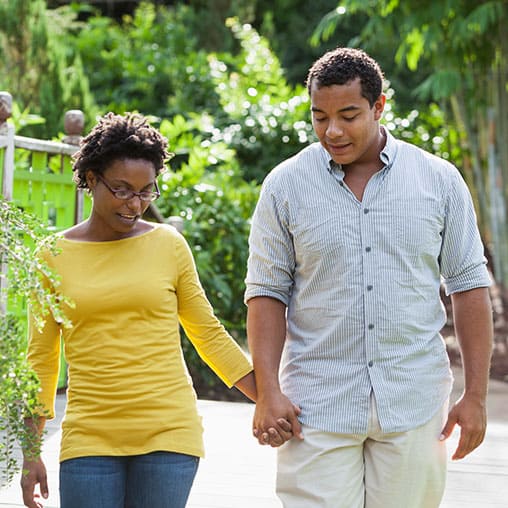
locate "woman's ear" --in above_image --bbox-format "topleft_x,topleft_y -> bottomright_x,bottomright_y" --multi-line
86,170 -> 97,191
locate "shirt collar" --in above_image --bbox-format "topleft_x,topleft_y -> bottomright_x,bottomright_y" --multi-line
380,125 -> 397,166
325,125 -> 398,175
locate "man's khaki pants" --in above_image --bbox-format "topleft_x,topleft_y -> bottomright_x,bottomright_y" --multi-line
277,396 -> 448,508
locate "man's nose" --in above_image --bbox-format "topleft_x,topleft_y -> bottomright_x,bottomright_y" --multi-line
326,119 -> 343,138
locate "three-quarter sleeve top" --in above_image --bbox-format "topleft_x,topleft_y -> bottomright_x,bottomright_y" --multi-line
28,223 -> 252,462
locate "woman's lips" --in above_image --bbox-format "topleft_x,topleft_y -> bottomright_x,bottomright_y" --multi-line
117,213 -> 139,223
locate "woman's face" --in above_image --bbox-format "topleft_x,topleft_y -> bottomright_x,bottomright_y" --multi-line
86,158 -> 157,241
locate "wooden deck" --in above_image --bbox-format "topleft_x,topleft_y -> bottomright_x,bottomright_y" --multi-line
1,366 -> 507,507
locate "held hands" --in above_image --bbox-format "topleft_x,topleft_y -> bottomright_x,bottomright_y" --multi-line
440,393 -> 487,460
252,391 -> 303,447
20,457 -> 48,508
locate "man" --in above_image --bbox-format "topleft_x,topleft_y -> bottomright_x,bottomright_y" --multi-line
244,47 -> 493,508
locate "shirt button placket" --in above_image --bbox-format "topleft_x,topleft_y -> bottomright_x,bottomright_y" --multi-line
361,204 -> 376,371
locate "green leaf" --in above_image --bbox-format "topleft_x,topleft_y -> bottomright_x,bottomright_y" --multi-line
414,70 -> 461,101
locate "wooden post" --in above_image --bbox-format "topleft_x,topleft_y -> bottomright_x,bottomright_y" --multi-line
63,109 -> 85,146
0,91 -> 15,201
63,109 -> 85,224
0,92 -> 15,314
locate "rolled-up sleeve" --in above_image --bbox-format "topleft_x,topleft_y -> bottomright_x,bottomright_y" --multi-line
244,175 -> 295,306
440,169 -> 492,294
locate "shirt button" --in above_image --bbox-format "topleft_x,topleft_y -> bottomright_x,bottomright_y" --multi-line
368,324 -> 374,330
363,208 -> 370,214
339,182 -> 344,187
365,246 -> 371,252
367,285 -> 373,291
368,361 -> 374,367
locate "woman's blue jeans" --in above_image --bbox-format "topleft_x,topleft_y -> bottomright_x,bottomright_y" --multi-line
59,451 -> 199,508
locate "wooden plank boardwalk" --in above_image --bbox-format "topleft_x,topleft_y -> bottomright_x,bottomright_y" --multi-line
1,366 -> 507,508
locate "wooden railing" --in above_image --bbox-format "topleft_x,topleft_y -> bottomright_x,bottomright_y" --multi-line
0,91 -> 89,226
0,91 -> 88,389
0,91 -> 181,230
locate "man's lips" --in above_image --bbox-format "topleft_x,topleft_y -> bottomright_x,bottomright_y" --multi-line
328,141 -> 351,150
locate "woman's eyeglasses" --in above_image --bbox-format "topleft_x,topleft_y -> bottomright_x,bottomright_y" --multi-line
97,175 -> 160,202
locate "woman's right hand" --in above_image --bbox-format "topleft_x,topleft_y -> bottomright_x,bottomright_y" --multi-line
20,457 -> 48,508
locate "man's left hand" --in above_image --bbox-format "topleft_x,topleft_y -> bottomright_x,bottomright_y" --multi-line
440,394 -> 487,460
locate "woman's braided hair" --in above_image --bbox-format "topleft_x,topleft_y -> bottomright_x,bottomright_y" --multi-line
72,112 -> 172,190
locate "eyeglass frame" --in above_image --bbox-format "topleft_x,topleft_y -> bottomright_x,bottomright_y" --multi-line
96,174 -> 160,202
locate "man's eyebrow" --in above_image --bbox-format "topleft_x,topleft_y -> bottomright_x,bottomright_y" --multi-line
311,105 -> 361,113
339,105 -> 361,113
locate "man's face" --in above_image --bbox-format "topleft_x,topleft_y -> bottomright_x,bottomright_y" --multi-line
310,78 -> 385,167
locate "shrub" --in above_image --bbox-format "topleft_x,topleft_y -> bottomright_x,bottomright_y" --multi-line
0,200 -> 70,485
156,114 -> 259,391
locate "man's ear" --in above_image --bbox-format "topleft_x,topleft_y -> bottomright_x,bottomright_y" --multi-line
373,94 -> 386,120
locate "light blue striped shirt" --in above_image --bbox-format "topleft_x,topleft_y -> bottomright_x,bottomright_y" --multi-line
245,128 -> 491,434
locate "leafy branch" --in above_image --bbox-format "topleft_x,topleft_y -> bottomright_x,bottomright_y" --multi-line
0,198 -> 71,485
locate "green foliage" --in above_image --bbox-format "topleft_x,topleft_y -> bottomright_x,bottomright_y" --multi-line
3,0 -> 320,396
310,0 -> 505,104
209,18 -> 314,182
73,2 -> 220,119
6,103 -> 46,134
0,0 -> 98,137
155,114 -> 259,388
73,6 -> 314,183
0,0 -> 48,89
251,0 -> 340,85
383,99 -> 461,163
0,316 -> 43,486
0,199 -> 70,485
309,1 -> 434,116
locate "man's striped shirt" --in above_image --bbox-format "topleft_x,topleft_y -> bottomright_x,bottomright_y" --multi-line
245,128 -> 491,434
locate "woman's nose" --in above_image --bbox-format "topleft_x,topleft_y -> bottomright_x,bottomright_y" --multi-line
126,195 -> 144,212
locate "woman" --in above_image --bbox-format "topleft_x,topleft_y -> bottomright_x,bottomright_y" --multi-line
21,113 -> 283,508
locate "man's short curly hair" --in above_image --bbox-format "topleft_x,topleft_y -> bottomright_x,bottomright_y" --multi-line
72,112 -> 172,189
305,47 -> 384,107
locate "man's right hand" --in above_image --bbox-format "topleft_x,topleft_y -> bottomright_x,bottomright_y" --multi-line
253,391 -> 304,447
20,457 -> 48,508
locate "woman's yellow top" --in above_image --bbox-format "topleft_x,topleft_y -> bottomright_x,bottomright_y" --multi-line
27,223 -> 253,462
